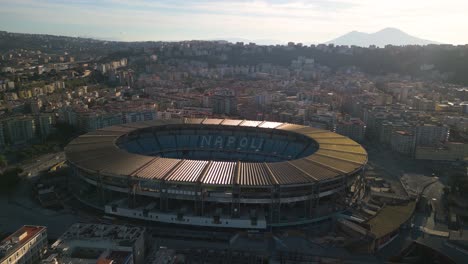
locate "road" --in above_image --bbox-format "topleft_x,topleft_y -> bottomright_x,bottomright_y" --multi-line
363,143 -> 468,262
0,179 -> 81,239
20,151 -> 65,177
423,180 -> 447,231
0,151 -> 85,239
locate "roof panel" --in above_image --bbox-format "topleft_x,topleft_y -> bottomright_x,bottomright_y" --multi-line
134,158 -> 182,180
319,144 -> 367,155
240,120 -> 262,127
220,119 -> 243,126
301,130 -> 332,137
314,138 -> 359,145
157,119 -> 185,125
165,160 -> 209,183
68,136 -> 116,146
289,159 -> 338,181
267,162 -> 315,185
202,119 -> 224,125
316,149 -> 367,164
258,121 -> 283,129
275,123 -> 304,131
290,126 -> 325,134
119,123 -> 155,129
73,150 -> 125,172
101,153 -> 155,176
309,132 -> 346,139
136,120 -> 165,127
85,130 -> 126,136
202,161 -> 235,185
306,155 -> 362,174
98,125 -> 137,133
66,148 -> 115,165
237,162 -> 272,186
184,118 -> 204,124
65,142 -> 116,155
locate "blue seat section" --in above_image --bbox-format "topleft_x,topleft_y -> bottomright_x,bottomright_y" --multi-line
124,141 -> 143,153
138,135 -> 159,153
158,135 -> 177,149
262,139 -> 275,153
176,135 -> 190,148
245,153 -> 264,162
284,142 -> 304,158
189,135 -> 200,147
185,150 -> 196,159
300,144 -> 317,156
222,137 -> 237,150
214,151 -> 234,161
192,150 -> 211,160
161,151 -> 179,158
271,140 -> 288,155
228,152 -> 244,161
120,129 -> 315,161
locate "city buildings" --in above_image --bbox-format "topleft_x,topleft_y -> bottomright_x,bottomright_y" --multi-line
48,223 -> 145,264
391,130 -> 416,156
1,116 -> 36,145
1,31 -> 468,263
209,89 -> 238,115
0,226 -> 47,264
36,114 -> 55,140
0,114 -> 55,145
415,124 -> 449,146
57,102 -> 158,132
335,117 -> 366,142
415,142 -> 468,161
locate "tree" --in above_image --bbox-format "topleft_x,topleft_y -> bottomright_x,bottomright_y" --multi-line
0,167 -> 23,193
0,155 -> 7,169
448,172 -> 468,198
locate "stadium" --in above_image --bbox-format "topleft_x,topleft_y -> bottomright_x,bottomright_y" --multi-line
65,118 -> 367,229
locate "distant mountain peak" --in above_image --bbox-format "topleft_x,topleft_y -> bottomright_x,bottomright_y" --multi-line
326,28 -> 439,47
378,27 -> 403,32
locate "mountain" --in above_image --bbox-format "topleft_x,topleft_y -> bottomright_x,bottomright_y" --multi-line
326,28 -> 439,47
211,37 -> 285,46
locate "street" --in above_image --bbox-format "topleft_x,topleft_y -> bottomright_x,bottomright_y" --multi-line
21,151 -> 65,178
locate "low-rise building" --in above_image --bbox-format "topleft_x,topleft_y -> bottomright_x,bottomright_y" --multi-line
415,142 -> 468,161
0,123 -> 5,149
77,112 -> 123,132
415,124 -> 449,147
36,113 -> 55,139
391,130 -> 416,156
335,118 -> 366,142
1,116 -> 37,144
210,89 -> 237,115
49,223 -> 146,264
122,109 -> 157,124
0,225 -> 47,264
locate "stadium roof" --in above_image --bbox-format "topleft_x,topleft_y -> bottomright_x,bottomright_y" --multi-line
65,119 -> 367,187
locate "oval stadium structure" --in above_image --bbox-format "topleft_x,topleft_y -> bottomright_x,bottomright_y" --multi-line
65,119 -> 367,229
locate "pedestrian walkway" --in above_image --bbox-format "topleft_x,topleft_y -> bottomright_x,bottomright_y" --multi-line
419,226 -> 449,237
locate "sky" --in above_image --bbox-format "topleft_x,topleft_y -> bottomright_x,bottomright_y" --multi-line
0,0 -> 467,44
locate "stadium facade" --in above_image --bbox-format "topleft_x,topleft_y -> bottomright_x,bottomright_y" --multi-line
65,119 -> 367,229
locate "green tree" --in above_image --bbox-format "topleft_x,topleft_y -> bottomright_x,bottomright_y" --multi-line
0,155 -> 7,169
0,167 -> 23,193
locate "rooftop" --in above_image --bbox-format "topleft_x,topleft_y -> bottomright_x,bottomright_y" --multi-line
65,119 -> 368,186
52,223 -> 145,250
366,201 -> 416,238
394,130 -> 413,136
0,225 -> 46,261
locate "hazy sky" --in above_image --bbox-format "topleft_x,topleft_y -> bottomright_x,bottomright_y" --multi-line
0,0 -> 467,44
